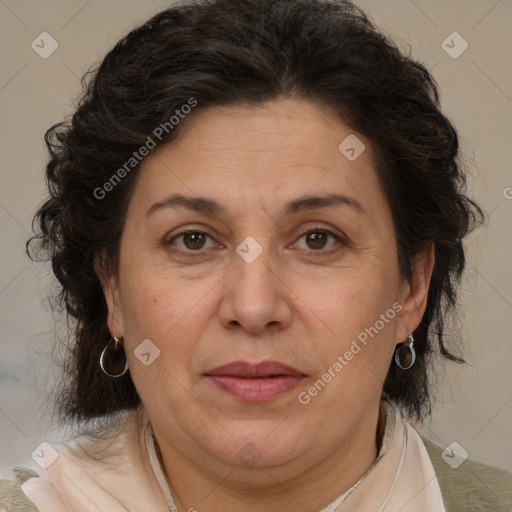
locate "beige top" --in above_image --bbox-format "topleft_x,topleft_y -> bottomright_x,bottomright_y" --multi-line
1,400 -> 511,511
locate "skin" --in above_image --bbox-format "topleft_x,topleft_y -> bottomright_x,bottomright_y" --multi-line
100,97 -> 434,512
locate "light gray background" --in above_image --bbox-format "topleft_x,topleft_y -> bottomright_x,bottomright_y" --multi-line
1,0 -> 511,476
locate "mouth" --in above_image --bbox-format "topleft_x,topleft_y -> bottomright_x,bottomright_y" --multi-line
204,360 -> 306,402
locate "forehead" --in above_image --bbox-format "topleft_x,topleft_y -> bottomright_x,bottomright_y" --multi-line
129,98 -> 389,226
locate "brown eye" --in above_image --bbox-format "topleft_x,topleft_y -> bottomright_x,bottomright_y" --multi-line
169,231 -> 215,253
295,228 -> 343,253
305,231 -> 329,250
182,232 -> 207,250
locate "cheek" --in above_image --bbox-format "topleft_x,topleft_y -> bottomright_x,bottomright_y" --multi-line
322,260 -> 399,331
117,273 -> 201,415
311,263 -> 400,386
117,262 -> 214,377
118,253 -> 195,338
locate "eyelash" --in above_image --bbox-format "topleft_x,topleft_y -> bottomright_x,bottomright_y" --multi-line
167,227 -> 345,257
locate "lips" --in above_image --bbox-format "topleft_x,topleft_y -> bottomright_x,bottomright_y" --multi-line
205,360 -> 305,378
204,360 -> 306,402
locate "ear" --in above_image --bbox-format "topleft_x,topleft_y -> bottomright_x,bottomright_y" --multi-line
396,243 -> 435,343
94,254 -> 125,338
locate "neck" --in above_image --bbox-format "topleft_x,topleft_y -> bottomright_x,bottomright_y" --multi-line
153,401 -> 385,512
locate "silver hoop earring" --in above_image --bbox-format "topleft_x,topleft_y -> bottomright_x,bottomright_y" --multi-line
394,333 -> 416,370
100,336 -> 129,377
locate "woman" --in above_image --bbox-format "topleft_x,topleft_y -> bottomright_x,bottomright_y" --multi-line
1,0 -> 510,510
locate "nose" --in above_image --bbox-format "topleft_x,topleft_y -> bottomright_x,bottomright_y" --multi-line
217,241 -> 293,335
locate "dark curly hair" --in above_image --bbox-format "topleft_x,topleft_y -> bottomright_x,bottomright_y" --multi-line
27,0 -> 484,424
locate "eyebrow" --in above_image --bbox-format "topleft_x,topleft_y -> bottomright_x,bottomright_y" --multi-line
146,192 -> 366,217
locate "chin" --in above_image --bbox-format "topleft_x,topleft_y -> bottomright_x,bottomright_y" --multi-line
210,427 -> 309,471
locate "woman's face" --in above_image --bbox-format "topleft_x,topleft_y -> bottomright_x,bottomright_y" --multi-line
104,97 -> 432,483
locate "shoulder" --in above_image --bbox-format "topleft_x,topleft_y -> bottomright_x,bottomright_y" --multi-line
422,436 -> 512,512
0,409 -> 146,512
0,408 -> 168,512
0,467 -> 40,512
